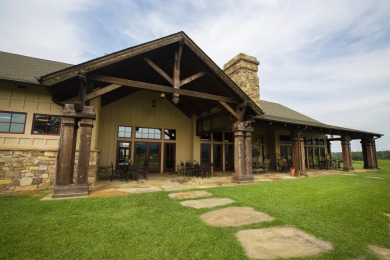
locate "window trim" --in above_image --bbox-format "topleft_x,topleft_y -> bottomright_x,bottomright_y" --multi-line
31,113 -> 62,135
117,125 -> 132,138
135,127 -> 162,140
0,111 -> 27,134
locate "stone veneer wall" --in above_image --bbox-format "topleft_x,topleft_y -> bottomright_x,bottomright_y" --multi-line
0,149 -> 99,194
223,53 -> 261,108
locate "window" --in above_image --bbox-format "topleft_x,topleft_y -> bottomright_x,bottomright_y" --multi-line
32,114 -> 61,135
164,129 -> 176,140
135,127 -> 161,139
118,126 -> 132,138
0,111 -> 26,133
201,133 -> 211,142
224,132 -> 234,142
213,132 -> 223,142
280,135 -> 292,144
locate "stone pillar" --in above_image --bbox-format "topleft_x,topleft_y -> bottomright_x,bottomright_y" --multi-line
341,136 -> 354,171
77,118 -> 94,185
223,53 -> 261,108
361,137 -> 377,169
56,116 -> 78,185
291,131 -> 305,175
232,121 -> 254,183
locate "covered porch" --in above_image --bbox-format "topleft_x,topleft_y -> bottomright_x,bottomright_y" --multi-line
39,32 -> 262,198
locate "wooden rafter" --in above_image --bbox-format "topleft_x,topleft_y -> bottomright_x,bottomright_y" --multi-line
85,84 -> 122,101
144,56 -> 206,88
88,74 -> 237,103
219,101 -> 239,120
143,57 -> 174,85
180,71 -> 206,87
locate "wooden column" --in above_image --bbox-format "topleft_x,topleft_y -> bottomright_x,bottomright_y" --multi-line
361,137 -> 377,169
232,121 -> 254,183
244,130 -> 253,176
77,118 -> 94,184
53,104 -> 96,198
341,136 -> 354,171
291,131 -> 305,175
56,116 -> 78,185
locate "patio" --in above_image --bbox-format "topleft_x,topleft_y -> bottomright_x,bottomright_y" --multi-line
89,168 -> 368,197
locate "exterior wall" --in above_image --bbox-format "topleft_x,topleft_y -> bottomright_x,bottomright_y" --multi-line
98,90 -> 192,171
0,84 -> 65,193
0,83 -> 62,149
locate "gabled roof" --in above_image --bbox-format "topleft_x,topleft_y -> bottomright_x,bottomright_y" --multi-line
0,51 -> 71,86
38,31 -> 263,117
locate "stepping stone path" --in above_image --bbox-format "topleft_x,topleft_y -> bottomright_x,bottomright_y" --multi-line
201,206 -> 274,227
365,176 -> 385,179
169,190 -> 334,259
236,226 -> 333,259
368,245 -> 390,260
180,198 -> 235,209
168,190 -> 212,200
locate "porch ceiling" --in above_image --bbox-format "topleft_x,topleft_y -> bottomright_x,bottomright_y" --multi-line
40,32 -> 261,118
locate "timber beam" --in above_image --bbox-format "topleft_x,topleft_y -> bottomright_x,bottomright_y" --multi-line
88,74 -> 237,103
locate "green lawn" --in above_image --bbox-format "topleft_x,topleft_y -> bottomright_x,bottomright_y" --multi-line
1,161 -> 389,259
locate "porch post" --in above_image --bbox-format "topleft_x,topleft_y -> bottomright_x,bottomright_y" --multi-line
77,116 -> 94,186
291,131 -> 305,175
361,137 -> 377,169
53,104 -> 96,198
56,115 -> 78,185
341,135 -> 354,171
232,121 -> 254,183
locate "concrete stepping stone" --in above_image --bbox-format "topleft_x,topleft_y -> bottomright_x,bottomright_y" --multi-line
180,198 -> 235,209
236,226 -> 333,259
365,176 -> 384,179
201,206 -> 274,227
168,190 -> 213,200
368,245 -> 390,260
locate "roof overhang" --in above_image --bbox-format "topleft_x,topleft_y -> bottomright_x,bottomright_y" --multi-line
251,114 -> 383,139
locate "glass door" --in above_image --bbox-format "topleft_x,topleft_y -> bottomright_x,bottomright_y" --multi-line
116,141 -> 131,169
213,144 -> 223,171
225,144 -> 234,171
201,144 -> 211,167
164,143 -> 175,173
135,142 -> 161,173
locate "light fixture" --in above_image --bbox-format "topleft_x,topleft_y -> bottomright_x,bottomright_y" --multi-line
160,93 -> 165,99
152,100 -> 156,107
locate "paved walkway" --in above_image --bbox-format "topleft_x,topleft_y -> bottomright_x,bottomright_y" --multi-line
90,168 -> 369,197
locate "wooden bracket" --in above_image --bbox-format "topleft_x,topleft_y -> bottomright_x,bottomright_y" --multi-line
219,101 -> 239,120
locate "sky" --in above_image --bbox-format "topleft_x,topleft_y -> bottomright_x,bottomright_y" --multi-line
0,0 -> 389,152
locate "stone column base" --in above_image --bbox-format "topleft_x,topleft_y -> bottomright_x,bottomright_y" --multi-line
232,175 -> 254,183
53,184 -> 89,198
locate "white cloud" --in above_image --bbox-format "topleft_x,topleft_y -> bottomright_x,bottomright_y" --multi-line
0,0 -> 389,151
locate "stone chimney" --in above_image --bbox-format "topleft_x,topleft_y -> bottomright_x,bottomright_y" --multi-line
223,53 -> 260,108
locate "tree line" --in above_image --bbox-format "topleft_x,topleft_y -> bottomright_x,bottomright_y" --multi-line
331,150 -> 390,160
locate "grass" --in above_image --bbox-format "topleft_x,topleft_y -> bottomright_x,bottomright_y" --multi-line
1,160 -> 390,259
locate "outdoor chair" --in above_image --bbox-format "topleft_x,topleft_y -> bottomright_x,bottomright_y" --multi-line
260,158 -> 270,173
126,161 -> 138,182
110,161 -> 124,182
136,160 -> 149,180
200,162 -> 212,179
185,161 -> 194,177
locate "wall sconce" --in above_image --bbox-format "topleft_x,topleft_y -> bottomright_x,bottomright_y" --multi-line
152,100 -> 156,108
160,93 -> 165,99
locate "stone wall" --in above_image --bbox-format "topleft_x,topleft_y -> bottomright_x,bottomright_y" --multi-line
0,149 -> 99,194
